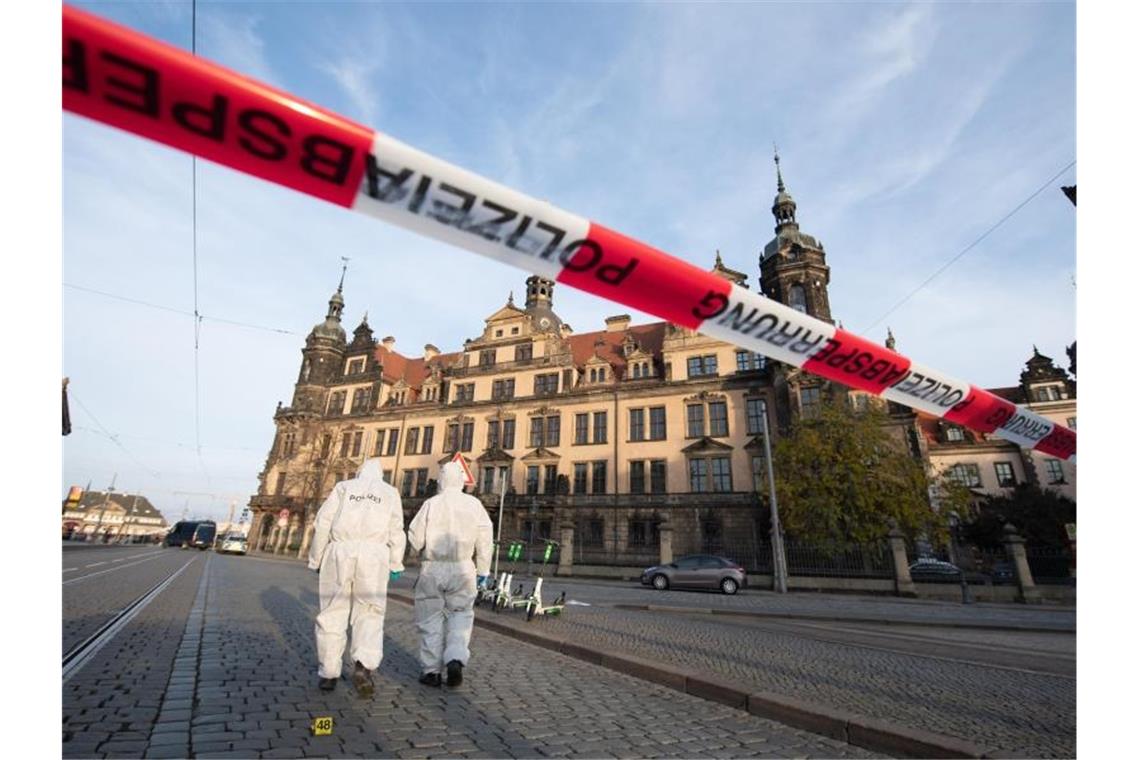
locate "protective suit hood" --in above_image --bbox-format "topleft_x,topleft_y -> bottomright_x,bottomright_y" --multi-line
357,457 -> 386,483
438,461 -> 466,491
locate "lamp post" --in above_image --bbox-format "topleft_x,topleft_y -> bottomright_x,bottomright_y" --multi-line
491,466 -> 508,578
760,404 -> 788,593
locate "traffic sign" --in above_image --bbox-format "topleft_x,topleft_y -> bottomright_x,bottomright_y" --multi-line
451,452 -> 476,488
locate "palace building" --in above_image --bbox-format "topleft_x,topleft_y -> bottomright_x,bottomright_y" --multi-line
246,158 -> 1075,566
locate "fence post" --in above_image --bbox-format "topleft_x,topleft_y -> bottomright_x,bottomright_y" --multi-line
1002,523 -> 1042,604
557,522 -> 575,577
888,528 -> 917,598
659,522 -> 674,566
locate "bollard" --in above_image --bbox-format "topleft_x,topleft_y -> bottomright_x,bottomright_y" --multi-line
959,572 -> 973,604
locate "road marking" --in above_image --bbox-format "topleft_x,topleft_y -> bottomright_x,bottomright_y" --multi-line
110,557 -> 128,563
63,556 -> 198,683
64,551 -> 167,585
63,568 -> 77,573
85,562 -> 107,568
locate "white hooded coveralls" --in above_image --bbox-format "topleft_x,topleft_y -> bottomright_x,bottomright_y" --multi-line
308,458 -> 406,679
407,461 -> 493,674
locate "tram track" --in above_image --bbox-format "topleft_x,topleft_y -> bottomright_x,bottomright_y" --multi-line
62,555 -> 198,684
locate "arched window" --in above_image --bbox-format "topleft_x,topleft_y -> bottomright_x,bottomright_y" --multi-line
589,368 -> 597,382
633,364 -> 641,379
789,284 -> 807,313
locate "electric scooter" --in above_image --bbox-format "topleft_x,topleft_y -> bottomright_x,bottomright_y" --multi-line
522,539 -> 567,621
492,541 -> 525,612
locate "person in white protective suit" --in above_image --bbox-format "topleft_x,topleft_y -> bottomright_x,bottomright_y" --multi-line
407,461 -> 493,687
307,457 -> 407,696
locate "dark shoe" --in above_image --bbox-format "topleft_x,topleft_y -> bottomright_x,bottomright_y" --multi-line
352,661 -> 374,698
446,659 -> 464,687
318,677 -> 337,692
419,671 -> 442,687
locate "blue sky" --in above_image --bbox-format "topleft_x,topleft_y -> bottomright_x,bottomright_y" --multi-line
63,0 -> 1076,523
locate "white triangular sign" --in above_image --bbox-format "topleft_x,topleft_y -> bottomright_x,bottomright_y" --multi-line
450,452 -> 476,487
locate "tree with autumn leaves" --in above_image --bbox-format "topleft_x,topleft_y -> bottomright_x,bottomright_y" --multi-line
771,393 -> 951,548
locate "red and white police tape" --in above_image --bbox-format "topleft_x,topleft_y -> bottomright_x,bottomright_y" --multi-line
61,5 -> 1075,462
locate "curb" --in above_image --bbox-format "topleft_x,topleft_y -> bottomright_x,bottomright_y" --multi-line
613,604 -> 1075,634
388,592 -> 998,758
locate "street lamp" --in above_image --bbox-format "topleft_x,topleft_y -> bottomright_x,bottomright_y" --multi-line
760,403 -> 788,593
491,466 -> 508,578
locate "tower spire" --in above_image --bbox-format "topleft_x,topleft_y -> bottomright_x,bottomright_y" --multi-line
338,256 -> 349,293
774,144 -> 785,192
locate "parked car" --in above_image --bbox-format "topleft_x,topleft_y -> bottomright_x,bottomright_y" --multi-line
988,560 -> 1014,585
641,555 -> 747,595
908,557 -> 963,582
217,533 -> 248,555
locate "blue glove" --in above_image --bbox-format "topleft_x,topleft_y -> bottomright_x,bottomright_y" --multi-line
389,570 -> 403,582
477,575 -> 489,588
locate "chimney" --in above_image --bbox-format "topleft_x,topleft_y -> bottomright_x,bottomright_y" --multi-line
382,336 -> 396,351
424,343 -> 439,361
560,323 -> 574,337
605,314 -> 631,333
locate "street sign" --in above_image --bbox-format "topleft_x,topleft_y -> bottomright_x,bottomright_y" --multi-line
277,509 -> 289,528
451,452 -> 476,488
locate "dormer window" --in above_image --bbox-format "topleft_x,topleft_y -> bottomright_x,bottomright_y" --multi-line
345,357 -> 365,375
479,349 -> 496,367
1032,385 -> 1062,402
945,426 -> 965,442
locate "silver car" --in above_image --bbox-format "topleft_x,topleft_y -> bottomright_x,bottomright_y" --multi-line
641,555 -> 747,595
218,534 -> 248,555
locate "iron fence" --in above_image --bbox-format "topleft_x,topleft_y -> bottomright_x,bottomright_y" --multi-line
1026,545 -> 1074,585
784,539 -> 894,578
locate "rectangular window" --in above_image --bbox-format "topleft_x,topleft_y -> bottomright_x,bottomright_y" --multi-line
545,415 -> 561,447
515,343 -> 533,361
708,402 -> 728,437
629,408 -> 645,441
534,372 -> 559,396
346,357 -> 365,375
445,423 -> 459,453
275,471 -> 287,495
630,460 -> 645,494
421,426 -> 433,454
711,456 -> 732,492
593,411 -> 607,443
461,422 -> 474,452
482,466 -> 496,494
543,465 -> 558,494
628,520 -> 659,548
321,434 -> 332,459
575,413 -> 589,445
502,419 -> 516,449
351,430 -> 363,457
689,458 -> 708,492
479,349 -> 496,367
487,420 -> 500,450
581,518 -> 604,547
592,461 -> 607,494
687,404 -> 705,438
687,356 -> 702,377
650,460 -> 666,494
752,455 -> 767,492
573,463 -> 588,494
948,463 -> 981,488
994,461 -> 1016,487
492,378 -> 515,400
404,428 -> 419,455
800,387 -> 821,419
340,432 -> 352,458
401,470 -> 416,497
351,387 -> 371,413
454,383 -> 475,403
385,429 -> 399,456
746,398 -> 767,435
649,407 -> 666,440
945,426 -> 965,442
1045,459 -> 1066,484
414,468 -> 429,497
327,391 -> 346,416
526,465 -> 539,495
530,417 -> 544,448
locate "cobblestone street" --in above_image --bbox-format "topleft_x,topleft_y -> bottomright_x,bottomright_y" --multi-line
63,551 -> 880,758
